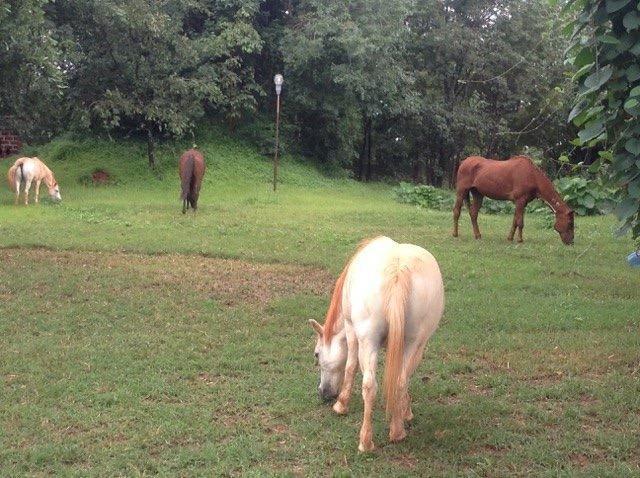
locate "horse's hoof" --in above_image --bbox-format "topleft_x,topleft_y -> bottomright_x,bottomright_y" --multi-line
333,400 -> 348,415
452,232 -> 458,238
389,429 -> 407,443
474,235 -> 481,240
358,441 -> 375,453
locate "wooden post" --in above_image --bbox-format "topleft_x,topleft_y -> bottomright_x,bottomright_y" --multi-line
273,93 -> 281,192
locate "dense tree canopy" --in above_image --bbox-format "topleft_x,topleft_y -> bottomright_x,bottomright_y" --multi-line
47,0 -> 263,166
0,0 -> 68,138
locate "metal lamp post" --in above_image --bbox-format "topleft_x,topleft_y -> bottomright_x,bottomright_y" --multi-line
273,74 -> 283,191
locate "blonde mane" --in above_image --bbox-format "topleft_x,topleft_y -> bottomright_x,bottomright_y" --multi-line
322,237 -> 377,344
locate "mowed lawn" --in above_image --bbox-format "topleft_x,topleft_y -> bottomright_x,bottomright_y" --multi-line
1,134 -> 639,476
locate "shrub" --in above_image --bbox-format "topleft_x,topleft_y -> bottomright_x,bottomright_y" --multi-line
554,176 -> 617,216
393,182 -> 453,210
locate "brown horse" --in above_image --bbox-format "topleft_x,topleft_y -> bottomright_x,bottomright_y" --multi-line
178,149 -> 205,214
452,156 -> 574,245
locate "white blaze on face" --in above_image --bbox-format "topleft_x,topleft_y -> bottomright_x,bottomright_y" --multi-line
50,184 -> 62,201
315,331 -> 347,399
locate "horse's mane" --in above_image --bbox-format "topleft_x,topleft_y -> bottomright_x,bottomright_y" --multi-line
323,237 -> 377,344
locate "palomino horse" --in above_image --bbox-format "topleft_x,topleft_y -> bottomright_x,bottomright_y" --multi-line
178,149 -> 206,214
309,236 -> 444,452
7,157 -> 62,205
452,155 -> 574,244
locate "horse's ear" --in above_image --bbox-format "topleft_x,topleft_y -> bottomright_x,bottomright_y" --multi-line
308,319 -> 323,336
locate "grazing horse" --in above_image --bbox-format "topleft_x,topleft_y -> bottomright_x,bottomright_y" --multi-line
452,155 -> 574,245
309,236 -> 444,452
178,149 -> 205,214
7,157 -> 61,205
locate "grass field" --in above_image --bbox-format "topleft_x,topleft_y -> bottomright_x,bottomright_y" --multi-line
1,131 -> 639,476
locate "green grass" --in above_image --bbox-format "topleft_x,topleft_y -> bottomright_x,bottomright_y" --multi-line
1,131 -> 639,476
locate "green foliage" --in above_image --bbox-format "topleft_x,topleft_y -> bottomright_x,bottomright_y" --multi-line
0,0 -> 68,139
566,0 -> 640,238
51,0 -> 263,161
393,182 -> 453,210
554,176 -> 618,216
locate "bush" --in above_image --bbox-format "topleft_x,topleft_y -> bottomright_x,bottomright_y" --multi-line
554,176 -> 617,216
393,182 -> 453,210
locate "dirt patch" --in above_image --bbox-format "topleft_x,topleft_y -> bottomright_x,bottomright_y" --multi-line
0,247 -> 334,308
92,169 -> 112,184
389,453 -> 418,470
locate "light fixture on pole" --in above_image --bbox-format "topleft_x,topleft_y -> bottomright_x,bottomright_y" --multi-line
273,74 -> 283,191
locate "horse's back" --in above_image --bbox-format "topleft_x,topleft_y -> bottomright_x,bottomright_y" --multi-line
346,237 -> 443,339
179,149 -> 205,176
16,157 -> 48,179
457,155 -> 538,199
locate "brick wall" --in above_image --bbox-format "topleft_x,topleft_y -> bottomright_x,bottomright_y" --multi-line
0,130 -> 22,158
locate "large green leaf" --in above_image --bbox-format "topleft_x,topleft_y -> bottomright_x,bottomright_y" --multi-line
615,197 -> 639,221
568,100 -> 588,123
631,40 -> 640,56
572,62 -> 596,81
625,137 -> 640,154
631,85 -> 640,97
623,11 -> 640,30
628,177 -> 640,199
627,64 -> 640,82
625,97 -> 640,115
578,119 -> 605,143
573,47 -> 595,68
597,34 -> 620,44
582,65 -> 613,93
606,0 -> 631,13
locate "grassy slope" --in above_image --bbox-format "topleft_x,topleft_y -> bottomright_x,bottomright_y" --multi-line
0,130 -> 639,476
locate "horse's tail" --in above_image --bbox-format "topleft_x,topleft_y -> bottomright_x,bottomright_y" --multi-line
463,189 -> 471,208
180,154 -> 195,202
7,159 -> 24,192
382,259 -> 411,419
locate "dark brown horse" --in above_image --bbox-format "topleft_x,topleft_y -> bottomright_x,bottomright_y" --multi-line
178,149 -> 206,214
452,156 -> 574,245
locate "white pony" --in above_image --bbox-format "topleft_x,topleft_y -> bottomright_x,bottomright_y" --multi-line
309,236 -> 444,452
7,157 -> 61,205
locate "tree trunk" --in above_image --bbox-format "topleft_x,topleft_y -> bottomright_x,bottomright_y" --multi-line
365,117 -> 372,182
356,113 -> 368,181
147,127 -> 157,169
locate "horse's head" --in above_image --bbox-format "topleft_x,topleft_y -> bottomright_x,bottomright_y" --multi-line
48,181 -> 62,202
554,209 -> 574,245
309,319 -> 347,402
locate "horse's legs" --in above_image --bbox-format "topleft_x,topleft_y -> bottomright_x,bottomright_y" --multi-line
508,212 -> 517,241
358,339 -> 379,452
35,180 -> 41,204
14,177 -> 20,205
469,190 -> 483,239
182,199 -> 187,214
333,321 -> 359,415
515,199 -> 527,242
508,199 -> 527,242
24,179 -> 33,205
402,341 -> 427,422
452,189 -> 467,237
388,341 -> 426,442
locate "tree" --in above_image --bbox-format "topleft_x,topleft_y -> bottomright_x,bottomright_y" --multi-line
0,0 -> 67,139
281,0 -> 415,180
52,0 -> 263,167
566,0 -> 640,239
399,0 -> 572,185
